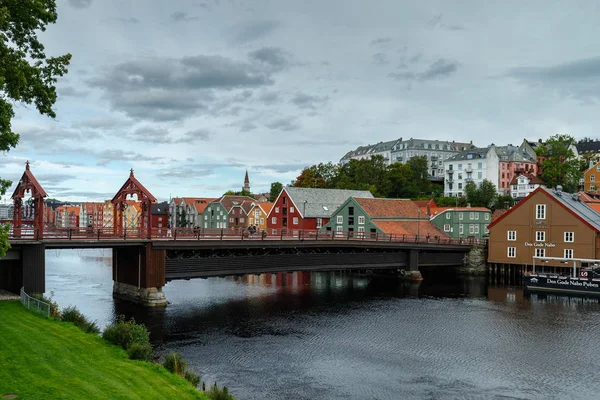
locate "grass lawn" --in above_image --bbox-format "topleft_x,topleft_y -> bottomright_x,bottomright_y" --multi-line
0,301 -> 208,400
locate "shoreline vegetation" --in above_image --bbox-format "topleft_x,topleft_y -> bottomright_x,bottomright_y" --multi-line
0,300 -> 233,399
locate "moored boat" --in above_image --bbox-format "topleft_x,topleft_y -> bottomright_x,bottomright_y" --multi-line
524,256 -> 600,296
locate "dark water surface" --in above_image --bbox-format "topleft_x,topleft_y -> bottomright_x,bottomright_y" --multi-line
45,249 -> 600,400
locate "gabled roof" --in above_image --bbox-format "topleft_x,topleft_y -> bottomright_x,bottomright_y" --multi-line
11,162 -> 48,198
284,187 -> 374,218
491,208 -> 509,222
373,220 -> 448,238
413,199 -> 437,208
579,192 -> 600,203
151,201 -> 169,215
577,140 -> 600,154
488,187 -> 600,232
256,202 -> 274,215
446,146 -> 492,162
508,173 -> 544,186
215,195 -> 256,212
194,198 -> 217,214
354,198 -> 422,219
111,170 -> 157,203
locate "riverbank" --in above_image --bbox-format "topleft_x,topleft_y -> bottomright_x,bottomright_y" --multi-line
0,301 -> 207,400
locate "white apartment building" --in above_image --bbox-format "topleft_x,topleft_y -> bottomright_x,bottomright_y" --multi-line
444,145 -> 499,197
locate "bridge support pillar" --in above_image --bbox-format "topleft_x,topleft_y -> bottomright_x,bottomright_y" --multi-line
401,249 -> 423,281
112,244 -> 167,307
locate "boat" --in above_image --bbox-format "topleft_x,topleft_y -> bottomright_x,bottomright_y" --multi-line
523,256 -> 600,296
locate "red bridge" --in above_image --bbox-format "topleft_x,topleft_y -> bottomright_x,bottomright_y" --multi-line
1,163 -> 484,306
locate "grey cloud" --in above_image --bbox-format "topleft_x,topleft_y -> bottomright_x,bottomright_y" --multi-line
52,190 -> 117,199
17,126 -> 82,150
177,129 -> 212,142
68,0 -> 92,9
418,59 -> 459,81
258,91 -> 279,104
171,11 -> 199,22
291,93 -> 328,110
253,163 -> 307,174
426,14 -> 442,29
370,37 -> 392,46
248,47 -> 292,72
445,25 -> 466,31
229,20 -> 280,44
426,14 -> 465,31
115,17 -> 140,24
71,116 -> 132,130
372,52 -> 389,65
129,126 -> 172,144
36,174 -> 78,186
86,149 -> 164,166
507,57 -> 600,100
265,117 -> 299,131
157,167 -> 214,180
58,86 -> 90,97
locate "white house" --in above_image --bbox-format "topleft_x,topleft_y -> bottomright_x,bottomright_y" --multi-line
444,145 -> 499,197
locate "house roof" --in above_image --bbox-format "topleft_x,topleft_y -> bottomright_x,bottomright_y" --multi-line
11,162 -> 48,199
373,220 -> 448,238
257,202 -> 274,215
284,187 -> 374,218
413,199 -> 437,208
194,198 -> 217,214
491,209 -> 509,222
111,170 -> 157,203
446,146 -> 492,162
577,140 -> 600,154
579,192 -> 600,203
151,202 -> 169,215
488,187 -> 600,232
508,173 -> 544,186
354,198 -> 423,218
214,195 -> 255,212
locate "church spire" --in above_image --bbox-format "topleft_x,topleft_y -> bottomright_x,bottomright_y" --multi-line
243,170 -> 250,193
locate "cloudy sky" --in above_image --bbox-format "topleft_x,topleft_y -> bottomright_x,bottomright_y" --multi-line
3,0 -> 600,202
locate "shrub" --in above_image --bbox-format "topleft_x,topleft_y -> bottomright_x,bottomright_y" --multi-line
127,342 -> 153,361
162,351 -> 188,375
61,306 -> 100,334
207,383 -> 234,400
184,371 -> 201,388
102,315 -> 151,360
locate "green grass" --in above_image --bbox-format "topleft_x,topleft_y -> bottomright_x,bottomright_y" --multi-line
0,301 -> 208,400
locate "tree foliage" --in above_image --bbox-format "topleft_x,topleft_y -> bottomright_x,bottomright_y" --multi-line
269,182 -> 283,201
292,162 -> 337,188
536,134 -> 580,192
0,0 -> 71,255
464,179 -> 497,207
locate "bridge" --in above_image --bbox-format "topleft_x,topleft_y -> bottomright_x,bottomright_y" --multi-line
0,163 -> 484,306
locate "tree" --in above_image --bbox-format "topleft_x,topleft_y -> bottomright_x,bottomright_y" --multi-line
465,179 -> 497,207
536,134 -> 580,192
406,156 -> 432,196
494,194 -> 516,210
0,1 -> 71,255
269,182 -> 283,201
292,162 -> 338,188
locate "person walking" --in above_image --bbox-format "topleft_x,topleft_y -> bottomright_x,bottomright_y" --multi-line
167,222 -> 172,238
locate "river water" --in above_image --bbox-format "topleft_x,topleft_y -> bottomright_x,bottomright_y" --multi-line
45,249 -> 600,400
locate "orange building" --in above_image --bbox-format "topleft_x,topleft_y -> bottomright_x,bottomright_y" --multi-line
248,202 -> 274,231
583,161 -> 600,192
55,205 -> 80,228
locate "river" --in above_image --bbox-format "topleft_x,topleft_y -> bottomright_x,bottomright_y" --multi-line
45,249 -> 600,400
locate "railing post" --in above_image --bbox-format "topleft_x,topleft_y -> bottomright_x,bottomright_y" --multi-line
220,229 -> 224,240
68,228 -> 72,240
316,230 -> 319,240
97,229 -> 101,240
280,230 -> 284,240
124,228 -> 127,240
347,231 -> 351,240
389,234 -> 392,242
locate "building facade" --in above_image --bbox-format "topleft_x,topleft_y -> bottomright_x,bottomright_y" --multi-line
79,202 -> 104,228
487,187 -> 600,268
248,202 -> 273,231
444,145 -> 499,197
151,201 -> 169,234
509,173 -> 545,199
429,207 -> 491,239
496,145 -> 538,193
583,161 -> 600,193
268,187 -> 374,235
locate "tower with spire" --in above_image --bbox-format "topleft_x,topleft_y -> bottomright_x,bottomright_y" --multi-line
243,170 -> 250,193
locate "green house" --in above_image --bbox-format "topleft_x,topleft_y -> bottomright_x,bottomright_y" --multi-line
429,207 -> 491,239
323,197 -> 446,239
200,202 -> 228,229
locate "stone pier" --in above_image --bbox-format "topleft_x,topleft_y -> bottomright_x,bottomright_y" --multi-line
112,244 -> 168,307
400,249 -> 423,281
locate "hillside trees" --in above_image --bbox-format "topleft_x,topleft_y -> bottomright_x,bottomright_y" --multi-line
536,134 -> 580,192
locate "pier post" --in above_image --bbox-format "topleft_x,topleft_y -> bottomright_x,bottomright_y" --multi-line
401,249 -> 423,281
112,244 -> 167,307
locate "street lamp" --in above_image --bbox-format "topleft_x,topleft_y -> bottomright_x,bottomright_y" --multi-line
302,200 -> 307,239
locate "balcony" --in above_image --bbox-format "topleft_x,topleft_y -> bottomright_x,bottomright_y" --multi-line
446,178 -> 454,183
465,166 -> 473,173
446,169 -> 454,174
465,177 -> 473,183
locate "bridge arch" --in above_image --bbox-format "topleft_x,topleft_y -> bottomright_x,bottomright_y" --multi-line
11,161 -> 47,239
111,169 -> 156,238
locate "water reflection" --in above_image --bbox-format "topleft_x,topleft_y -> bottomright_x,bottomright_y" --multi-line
46,250 -> 600,400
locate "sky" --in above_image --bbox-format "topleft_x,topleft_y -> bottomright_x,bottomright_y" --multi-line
3,0 -> 600,203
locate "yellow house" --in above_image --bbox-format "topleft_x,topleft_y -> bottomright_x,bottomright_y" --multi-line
248,202 -> 273,231
583,162 -> 600,192
123,200 -> 141,230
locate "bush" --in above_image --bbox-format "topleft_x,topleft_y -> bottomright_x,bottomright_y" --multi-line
207,383 -> 234,400
56,305 -> 101,334
127,342 -> 153,361
184,371 -> 201,388
103,315 -> 151,360
162,351 -> 188,375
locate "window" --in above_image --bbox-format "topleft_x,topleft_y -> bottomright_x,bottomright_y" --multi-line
272,217 -> 277,224
275,207 -> 279,213
469,212 -> 474,219
283,197 -> 287,205
458,163 -> 463,170
250,218 -> 254,225
290,207 -> 295,213
349,207 -> 354,216
337,215 -> 343,224
484,213 -> 489,220
316,218 -> 322,228
597,166 -> 600,172
446,213 -> 450,219
336,226 -> 343,233
478,162 -> 482,169
474,225 -> 479,234
534,248 -> 545,258
459,213 -> 463,220
564,232 -> 574,242
459,224 -> 463,234
536,231 -> 546,242
358,216 -> 365,224
478,172 -> 482,179
469,224 -> 475,234
444,224 -> 451,232
240,218 -> 245,223
293,217 -> 298,225
229,217 -> 234,223
592,175 -> 596,182
508,247 -> 516,258
536,204 -> 546,219
508,230 -> 516,241
358,226 -> 365,232
564,249 -> 574,259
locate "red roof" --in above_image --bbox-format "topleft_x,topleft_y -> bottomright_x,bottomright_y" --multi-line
413,199 -> 437,208
11,162 -> 48,198
579,192 -> 600,203
373,220 -> 448,238
355,198 -> 422,218
257,202 -> 274,215
491,209 -> 508,222
194,198 -> 217,214
508,173 -> 544,186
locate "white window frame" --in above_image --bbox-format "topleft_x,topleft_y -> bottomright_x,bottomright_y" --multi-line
469,224 -> 475,234
507,247 -> 516,258
337,215 -> 343,224
316,218 -> 323,228
536,231 -> 546,242
446,213 -> 450,220
592,175 -> 596,182
475,213 -> 479,220
336,225 -> 343,233
459,213 -> 463,220
474,225 -> 479,234
535,248 -> 545,258
564,232 -> 574,242
260,218 -> 264,225
507,230 -> 516,241
293,217 -> 298,225
484,213 -> 489,221
290,207 -> 295,213
444,224 -> 451,232
358,216 -> 365,225
536,204 -> 546,219
249,218 -> 254,225
271,217 -> 277,224
564,249 -> 574,259
469,212 -> 474,220
275,207 -> 279,213
459,224 -> 463,234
